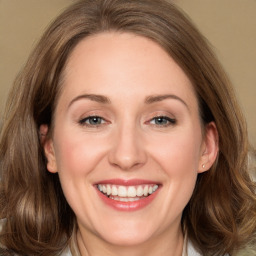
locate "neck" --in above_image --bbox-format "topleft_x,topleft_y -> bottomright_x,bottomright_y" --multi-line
76,225 -> 184,256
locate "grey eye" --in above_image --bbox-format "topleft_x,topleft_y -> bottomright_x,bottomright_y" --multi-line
79,116 -> 106,126
150,116 -> 176,126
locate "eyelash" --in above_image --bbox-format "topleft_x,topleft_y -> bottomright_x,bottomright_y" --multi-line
78,115 -> 176,128
148,116 -> 176,127
79,116 -> 107,127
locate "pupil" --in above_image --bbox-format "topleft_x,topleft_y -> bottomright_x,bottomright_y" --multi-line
156,117 -> 166,124
90,117 -> 100,124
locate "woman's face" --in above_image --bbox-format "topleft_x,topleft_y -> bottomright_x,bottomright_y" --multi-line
44,32 -> 217,247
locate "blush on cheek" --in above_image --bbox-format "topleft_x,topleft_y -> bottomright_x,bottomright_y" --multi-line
151,138 -> 200,173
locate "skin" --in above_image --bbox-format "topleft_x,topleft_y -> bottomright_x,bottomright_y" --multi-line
43,32 -> 218,256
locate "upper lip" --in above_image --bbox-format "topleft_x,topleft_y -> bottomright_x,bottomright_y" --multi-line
94,179 -> 161,186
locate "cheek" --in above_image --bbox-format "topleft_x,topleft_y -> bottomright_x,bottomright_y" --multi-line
146,130 -> 201,210
53,132 -> 107,176
148,130 -> 202,175
52,131 -> 110,215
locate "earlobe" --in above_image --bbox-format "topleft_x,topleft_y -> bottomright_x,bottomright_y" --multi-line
198,122 -> 219,173
40,124 -> 58,173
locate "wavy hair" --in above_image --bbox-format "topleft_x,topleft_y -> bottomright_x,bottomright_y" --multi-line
0,0 -> 255,255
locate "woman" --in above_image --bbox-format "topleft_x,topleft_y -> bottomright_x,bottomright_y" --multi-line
0,0 -> 255,255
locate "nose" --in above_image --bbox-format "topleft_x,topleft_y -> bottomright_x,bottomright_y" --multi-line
108,124 -> 147,171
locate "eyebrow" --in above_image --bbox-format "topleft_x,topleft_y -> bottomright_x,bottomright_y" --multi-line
145,94 -> 188,109
68,94 -> 111,108
68,93 -> 188,109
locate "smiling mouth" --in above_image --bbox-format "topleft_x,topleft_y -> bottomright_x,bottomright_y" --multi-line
97,184 -> 159,202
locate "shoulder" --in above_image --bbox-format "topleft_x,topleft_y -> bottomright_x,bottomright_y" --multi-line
1,219 -> 73,256
185,240 -> 202,256
60,246 -> 72,256
185,240 -> 231,256
0,219 -> 13,256
235,245 -> 256,256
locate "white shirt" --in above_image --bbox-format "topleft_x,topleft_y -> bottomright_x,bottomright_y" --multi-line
183,240 -> 202,256
0,219 -> 213,256
60,239 -> 202,256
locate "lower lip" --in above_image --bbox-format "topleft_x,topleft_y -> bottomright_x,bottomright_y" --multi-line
95,187 -> 160,211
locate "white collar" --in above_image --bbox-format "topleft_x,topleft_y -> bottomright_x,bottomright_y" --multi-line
60,246 -> 72,256
61,239 -> 202,256
182,239 -> 202,256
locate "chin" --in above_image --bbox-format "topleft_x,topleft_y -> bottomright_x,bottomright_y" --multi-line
100,231 -> 154,247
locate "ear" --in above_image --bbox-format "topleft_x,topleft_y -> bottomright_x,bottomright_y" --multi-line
198,122 -> 219,173
39,125 -> 58,173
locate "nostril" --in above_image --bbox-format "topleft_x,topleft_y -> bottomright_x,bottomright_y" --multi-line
107,128 -> 147,170
110,157 -> 142,171
108,147 -> 147,171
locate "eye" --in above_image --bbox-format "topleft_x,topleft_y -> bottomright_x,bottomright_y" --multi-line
79,116 -> 106,126
149,116 -> 176,126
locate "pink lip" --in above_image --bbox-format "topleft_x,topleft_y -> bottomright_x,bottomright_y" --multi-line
94,179 -> 160,186
94,179 -> 161,212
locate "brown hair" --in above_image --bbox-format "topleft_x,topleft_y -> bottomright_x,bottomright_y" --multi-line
0,0 -> 255,255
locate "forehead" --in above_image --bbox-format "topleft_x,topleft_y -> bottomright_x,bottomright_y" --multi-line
59,32 -> 198,109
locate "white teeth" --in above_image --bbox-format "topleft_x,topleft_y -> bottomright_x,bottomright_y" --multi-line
98,184 -> 103,192
97,184 -> 159,198
107,184 -> 111,195
127,186 -> 137,197
137,186 -> 144,197
112,185 -> 118,196
118,186 -> 127,197
109,196 -> 141,202
143,185 -> 149,196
